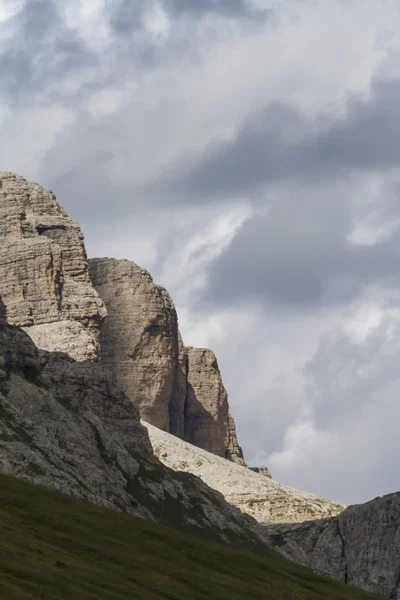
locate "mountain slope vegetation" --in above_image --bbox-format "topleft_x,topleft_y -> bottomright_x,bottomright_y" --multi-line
0,474 -> 378,600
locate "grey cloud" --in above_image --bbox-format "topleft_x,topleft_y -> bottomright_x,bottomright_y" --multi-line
107,0 -> 263,33
164,0 -> 266,18
0,1 -> 98,104
153,78 -> 400,202
274,318 -> 400,503
304,320 -> 400,430
200,192 -> 400,314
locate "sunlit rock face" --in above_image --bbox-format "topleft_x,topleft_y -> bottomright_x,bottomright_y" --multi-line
0,172 -> 106,361
89,258 -> 245,464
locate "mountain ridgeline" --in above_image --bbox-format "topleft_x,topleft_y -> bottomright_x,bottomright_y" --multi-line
0,171 -> 398,599
0,171 -> 243,464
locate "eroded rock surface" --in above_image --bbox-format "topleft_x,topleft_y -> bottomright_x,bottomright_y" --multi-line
250,467 -> 272,479
144,422 -> 344,526
89,258 -> 245,464
0,172 -> 106,361
0,321 -> 277,553
184,347 -> 245,463
145,422 -> 400,598
274,494 -> 400,599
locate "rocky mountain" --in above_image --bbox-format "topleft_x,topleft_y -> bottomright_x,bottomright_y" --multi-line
89,257 -> 244,464
0,171 -> 106,362
0,171 -> 242,463
144,421 -> 345,525
274,494 -> 400,599
145,421 -> 400,599
0,170 -> 398,598
0,319 -> 275,553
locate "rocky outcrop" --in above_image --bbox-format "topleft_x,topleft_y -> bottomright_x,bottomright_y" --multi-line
0,173 -> 244,464
88,258 -> 186,434
89,258 -> 245,464
0,320 -> 278,553
274,494 -> 400,599
144,422 -> 400,598
144,422 -> 344,526
250,467 -> 272,478
0,172 -> 106,361
184,347 -> 244,462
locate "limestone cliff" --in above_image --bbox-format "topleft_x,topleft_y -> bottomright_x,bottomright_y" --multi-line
89,258 -> 245,464
0,173 -> 244,464
0,172 -> 106,361
274,494 -> 400,599
0,320 -> 276,552
184,347 -> 245,463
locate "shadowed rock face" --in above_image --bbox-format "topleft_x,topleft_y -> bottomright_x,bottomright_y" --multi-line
274,494 -> 400,599
184,347 -> 244,463
89,258 -> 245,465
145,421 -> 400,599
0,172 -> 106,361
0,321 -> 275,553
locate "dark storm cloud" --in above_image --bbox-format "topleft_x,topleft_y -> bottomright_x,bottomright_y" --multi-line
153,78 -> 400,201
203,200 -> 400,314
0,0 -> 98,104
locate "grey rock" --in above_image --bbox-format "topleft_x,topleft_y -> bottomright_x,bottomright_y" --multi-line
274,494 -> 400,598
0,172 -> 106,361
89,258 -> 245,464
144,421 -> 345,526
250,466 -> 272,478
184,347 -> 245,464
0,320 -> 279,553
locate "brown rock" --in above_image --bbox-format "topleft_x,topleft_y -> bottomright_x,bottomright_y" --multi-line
0,172 -> 106,361
88,258 -> 186,433
89,258 -> 245,464
184,347 -> 245,464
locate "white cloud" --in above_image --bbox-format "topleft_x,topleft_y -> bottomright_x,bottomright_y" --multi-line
1,0 -> 400,506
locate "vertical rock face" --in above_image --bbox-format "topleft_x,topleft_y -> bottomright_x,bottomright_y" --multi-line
184,347 -> 244,463
275,493 -> 400,599
88,258 -> 186,433
0,172 -> 106,361
0,172 -> 245,464
89,258 -> 245,464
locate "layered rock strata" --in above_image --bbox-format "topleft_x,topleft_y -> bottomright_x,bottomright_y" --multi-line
0,320 -> 277,553
89,258 -> 245,464
0,172 -> 244,465
0,172 -> 106,361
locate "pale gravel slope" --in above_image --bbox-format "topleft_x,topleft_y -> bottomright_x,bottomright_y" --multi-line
143,421 -> 345,525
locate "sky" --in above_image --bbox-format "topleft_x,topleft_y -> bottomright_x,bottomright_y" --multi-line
1,0 -> 400,505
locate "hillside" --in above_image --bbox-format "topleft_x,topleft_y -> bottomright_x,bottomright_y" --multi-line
144,421 -> 344,526
0,473 -> 378,600
144,422 -> 400,598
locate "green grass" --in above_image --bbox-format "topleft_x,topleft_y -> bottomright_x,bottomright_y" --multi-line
0,474 -> 377,600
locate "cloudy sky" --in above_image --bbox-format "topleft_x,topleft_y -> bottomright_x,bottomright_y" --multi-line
1,0 -> 400,505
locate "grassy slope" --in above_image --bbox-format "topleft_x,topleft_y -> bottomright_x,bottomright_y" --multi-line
0,474 -> 377,600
